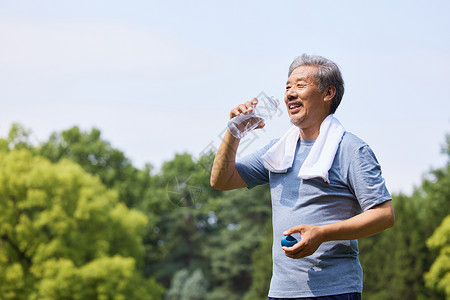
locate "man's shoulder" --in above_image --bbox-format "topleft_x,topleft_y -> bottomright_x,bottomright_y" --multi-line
339,131 -> 368,154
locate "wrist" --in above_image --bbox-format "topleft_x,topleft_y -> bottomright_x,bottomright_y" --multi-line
224,129 -> 241,145
318,224 -> 333,243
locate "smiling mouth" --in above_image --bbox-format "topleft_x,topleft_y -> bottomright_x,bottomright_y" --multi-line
288,102 -> 303,113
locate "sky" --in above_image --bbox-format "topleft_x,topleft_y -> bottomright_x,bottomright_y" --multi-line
1,0 -> 449,195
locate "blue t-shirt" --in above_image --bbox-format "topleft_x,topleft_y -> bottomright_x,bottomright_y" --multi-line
235,132 -> 391,298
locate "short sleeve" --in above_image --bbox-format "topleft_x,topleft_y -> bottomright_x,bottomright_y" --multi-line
235,139 -> 277,189
347,145 -> 392,211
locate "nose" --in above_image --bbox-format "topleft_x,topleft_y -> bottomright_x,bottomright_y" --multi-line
286,86 -> 297,100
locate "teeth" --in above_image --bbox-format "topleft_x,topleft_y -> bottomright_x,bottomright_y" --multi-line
289,104 -> 301,109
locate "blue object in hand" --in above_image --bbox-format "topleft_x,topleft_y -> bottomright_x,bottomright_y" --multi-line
281,235 -> 298,247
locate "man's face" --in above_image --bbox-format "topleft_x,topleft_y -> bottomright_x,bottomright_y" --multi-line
285,65 -> 330,130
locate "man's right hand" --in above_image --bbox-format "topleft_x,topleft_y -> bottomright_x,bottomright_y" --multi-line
229,98 -> 266,130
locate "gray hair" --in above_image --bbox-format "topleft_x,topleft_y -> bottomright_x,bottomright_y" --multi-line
288,54 -> 344,114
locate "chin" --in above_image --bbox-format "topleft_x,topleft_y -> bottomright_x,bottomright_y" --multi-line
290,117 -> 303,126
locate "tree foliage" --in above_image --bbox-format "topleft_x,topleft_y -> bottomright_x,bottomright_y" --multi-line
37,126 -> 154,209
425,215 -> 450,298
244,219 -> 273,300
0,149 -> 163,299
1,124 -> 449,300
165,269 -> 190,300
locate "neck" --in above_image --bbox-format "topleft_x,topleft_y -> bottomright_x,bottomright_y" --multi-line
299,127 -> 320,141
297,114 -> 330,140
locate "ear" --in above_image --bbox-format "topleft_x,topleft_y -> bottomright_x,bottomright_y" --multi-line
323,86 -> 336,103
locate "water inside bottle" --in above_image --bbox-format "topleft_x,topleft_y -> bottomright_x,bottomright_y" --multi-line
228,113 -> 263,139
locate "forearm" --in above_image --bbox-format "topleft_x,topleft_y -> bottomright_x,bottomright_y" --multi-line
210,130 -> 243,190
210,98 -> 260,191
283,200 -> 395,259
320,200 -> 395,242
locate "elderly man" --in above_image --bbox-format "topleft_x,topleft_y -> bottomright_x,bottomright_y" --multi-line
210,54 -> 395,300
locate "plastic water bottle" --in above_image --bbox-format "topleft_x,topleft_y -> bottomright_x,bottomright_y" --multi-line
227,95 -> 279,139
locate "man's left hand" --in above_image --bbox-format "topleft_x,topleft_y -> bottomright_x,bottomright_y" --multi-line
282,224 -> 324,259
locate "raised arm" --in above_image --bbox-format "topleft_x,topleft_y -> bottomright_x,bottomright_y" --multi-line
210,130 -> 247,191
210,98 -> 263,191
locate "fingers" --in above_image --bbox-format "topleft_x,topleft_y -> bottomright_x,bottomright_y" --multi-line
256,121 -> 265,129
229,98 -> 258,119
283,225 -> 302,236
282,240 -> 314,259
282,224 -> 323,259
282,240 -> 304,259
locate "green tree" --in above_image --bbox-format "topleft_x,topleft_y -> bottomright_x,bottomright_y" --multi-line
153,153 -> 219,285
425,215 -> 450,298
165,269 -> 207,300
181,269 -> 208,300
1,124 -> 169,280
154,151 -> 272,299
0,149 -> 164,299
204,185 -> 272,300
37,126 -> 153,209
165,269 -> 190,300
4,123 -> 33,150
424,135 -> 450,299
244,219 -> 273,300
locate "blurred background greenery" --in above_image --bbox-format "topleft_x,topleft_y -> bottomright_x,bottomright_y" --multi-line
0,124 -> 448,299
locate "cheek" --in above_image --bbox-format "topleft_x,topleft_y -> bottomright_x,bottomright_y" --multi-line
297,89 -> 311,98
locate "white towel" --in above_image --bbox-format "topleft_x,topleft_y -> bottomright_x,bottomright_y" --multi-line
260,114 -> 345,183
